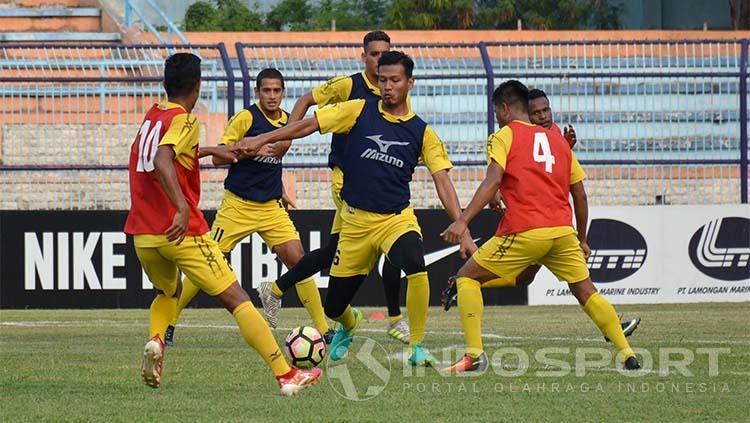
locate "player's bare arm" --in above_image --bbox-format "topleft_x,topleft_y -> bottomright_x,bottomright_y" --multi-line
198,145 -> 239,165
153,145 -> 190,245
441,160 -> 505,244
570,180 -> 590,258
236,117 -> 320,156
256,91 -> 316,158
432,169 -> 478,258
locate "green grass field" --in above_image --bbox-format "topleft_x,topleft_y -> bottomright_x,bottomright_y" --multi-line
2,303 -> 749,422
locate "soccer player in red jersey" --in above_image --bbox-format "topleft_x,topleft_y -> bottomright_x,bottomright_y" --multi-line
441,80 -> 641,372
124,53 -> 321,395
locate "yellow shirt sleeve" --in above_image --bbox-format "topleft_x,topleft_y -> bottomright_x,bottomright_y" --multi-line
314,99 -> 366,134
160,112 -> 199,157
311,76 -> 354,106
486,126 -> 513,169
219,110 -> 253,146
570,152 -> 587,184
421,125 -> 452,174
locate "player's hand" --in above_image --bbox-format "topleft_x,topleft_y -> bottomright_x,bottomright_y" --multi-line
256,143 -> 276,157
281,190 -> 296,210
441,219 -> 468,245
236,135 -> 267,157
489,191 -> 504,215
166,207 -> 189,245
207,146 -> 238,163
459,231 -> 478,259
579,240 -> 591,260
564,125 -> 577,149
264,141 -> 288,158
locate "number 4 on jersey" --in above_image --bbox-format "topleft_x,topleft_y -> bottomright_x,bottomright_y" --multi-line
136,119 -> 163,172
533,132 -> 556,173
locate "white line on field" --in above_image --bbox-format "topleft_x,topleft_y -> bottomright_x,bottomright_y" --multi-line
2,320 -> 750,346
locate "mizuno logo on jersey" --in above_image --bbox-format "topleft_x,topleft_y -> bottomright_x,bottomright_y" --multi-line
253,156 -> 281,165
361,134 -> 409,168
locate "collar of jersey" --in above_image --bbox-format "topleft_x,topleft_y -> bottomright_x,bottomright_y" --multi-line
378,100 -> 414,123
255,102 -> 288,127
361,71 -> 381,96
158,100 -> 186,112
512,119 -> 535,127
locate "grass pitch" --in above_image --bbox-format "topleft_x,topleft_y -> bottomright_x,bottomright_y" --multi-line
2,302 -> 749,422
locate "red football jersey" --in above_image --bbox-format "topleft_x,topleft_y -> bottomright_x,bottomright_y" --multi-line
124,102 -> 209,236
496,122 -> 573,236
550,122 -> 562,135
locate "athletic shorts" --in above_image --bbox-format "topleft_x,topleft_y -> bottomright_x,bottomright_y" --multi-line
472,229 -> 589,284
330,166 -> 344,235
134,234 -> 236,297
330,201 -> 422,277
211,190 -> 299,253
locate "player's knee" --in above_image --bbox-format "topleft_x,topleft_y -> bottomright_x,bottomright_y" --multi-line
388,232 -> 425,275
515,265 -> 541,286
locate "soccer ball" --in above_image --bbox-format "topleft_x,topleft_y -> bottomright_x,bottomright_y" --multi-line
284,326 -> 326,368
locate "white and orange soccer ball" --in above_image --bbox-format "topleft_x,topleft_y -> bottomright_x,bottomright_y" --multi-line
284,326 -> 326,369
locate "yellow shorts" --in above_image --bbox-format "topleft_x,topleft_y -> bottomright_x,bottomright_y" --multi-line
134,234 -> 236,297
330,201 -> 422,277
330,166 -> 344,234
472,228 -> 589,284
211,190 -> 300,253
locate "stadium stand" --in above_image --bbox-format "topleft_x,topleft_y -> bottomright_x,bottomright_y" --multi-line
0,0 -> 121,42
0,4 -> 747,210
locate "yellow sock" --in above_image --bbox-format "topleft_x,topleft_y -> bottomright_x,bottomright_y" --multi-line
334,306 -> 356,331
232,301 -> 291,377
457,277 -> 484,357
582,292 -> 635,361
388,314 -> 403,325
171,276 -> 200,325
271,281 -> 283,297
405,271 -> 429,346
149,294 -> 177,340
294,277 -> 329,334
481,277 -> 515,289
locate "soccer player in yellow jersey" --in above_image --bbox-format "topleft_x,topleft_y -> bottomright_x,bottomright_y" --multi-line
441,80 -> 640,372
164,68 -> 332,345
125,53 -> 320,394
237,51 -> 477,366
443,88 -> 641,341
257,31 -> 412,344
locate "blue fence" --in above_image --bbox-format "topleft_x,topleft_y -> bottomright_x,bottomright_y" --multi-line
0,40 -> 747,209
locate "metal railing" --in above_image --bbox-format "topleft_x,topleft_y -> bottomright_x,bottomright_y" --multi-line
124,0 -> 189,45
0,40 -> 747,209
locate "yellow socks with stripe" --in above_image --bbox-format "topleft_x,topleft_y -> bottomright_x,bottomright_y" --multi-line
334,306 -> 357,331
149,294 -> 177,340
171,276 -> 200,326
457,277 -> 484,358
271,281 -> 284,297
294,277 -> 330,334
232,301 -> 291,377
582,292 -> 635,361
405,271 -> 429,346
388,314 -> 403,325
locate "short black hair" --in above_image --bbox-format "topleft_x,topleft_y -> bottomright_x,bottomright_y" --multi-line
378,50 -> 414,78
492,80 -> 529,111
163,52 -> 201,97
256,68 -> 284,90
363,30 -> 390,51
528,88 -> 548,102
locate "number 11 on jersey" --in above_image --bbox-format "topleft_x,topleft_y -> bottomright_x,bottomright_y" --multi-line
533,132 -> 556,173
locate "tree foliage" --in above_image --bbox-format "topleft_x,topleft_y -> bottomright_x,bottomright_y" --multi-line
182,0 -> 622,31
